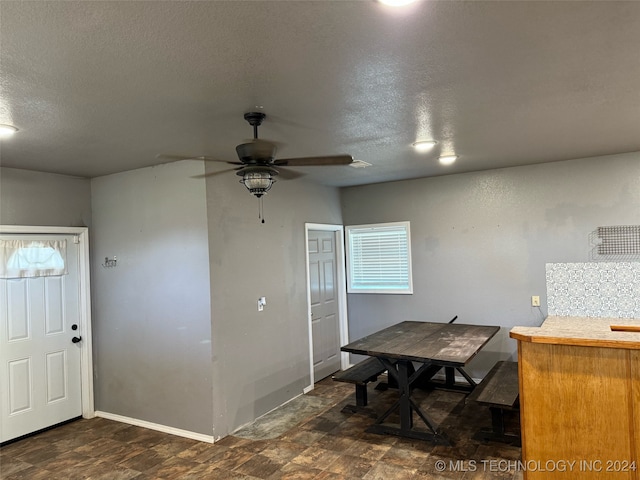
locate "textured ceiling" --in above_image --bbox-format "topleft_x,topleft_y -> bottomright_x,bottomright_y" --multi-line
1,1 -> 639,187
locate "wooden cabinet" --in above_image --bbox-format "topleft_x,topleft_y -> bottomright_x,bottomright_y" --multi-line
511,318 -> 640,480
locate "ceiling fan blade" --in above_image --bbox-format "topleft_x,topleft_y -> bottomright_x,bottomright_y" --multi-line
275,166 -> 306,180
191,166 -> 243,179
273,154 -> 353,167
156,154 -> 243,165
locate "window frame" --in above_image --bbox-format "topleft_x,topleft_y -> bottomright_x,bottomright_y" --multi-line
345,221 -> 413,295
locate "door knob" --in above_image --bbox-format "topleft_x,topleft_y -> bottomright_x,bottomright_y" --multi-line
72,336 -> 82,344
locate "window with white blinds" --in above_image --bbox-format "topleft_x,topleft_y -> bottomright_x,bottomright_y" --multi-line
345,222 -> 413,294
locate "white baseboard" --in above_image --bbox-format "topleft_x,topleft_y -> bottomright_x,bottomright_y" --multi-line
94,411 -> 214,444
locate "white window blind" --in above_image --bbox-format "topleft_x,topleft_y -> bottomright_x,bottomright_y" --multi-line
346,222 -> 413,294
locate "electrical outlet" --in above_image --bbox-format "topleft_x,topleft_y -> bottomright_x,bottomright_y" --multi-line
531,295 -> 540,307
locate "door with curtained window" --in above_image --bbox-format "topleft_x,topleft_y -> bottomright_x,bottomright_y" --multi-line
0,235 -> 83,443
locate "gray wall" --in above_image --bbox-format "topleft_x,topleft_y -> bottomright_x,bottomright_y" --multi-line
341,152 -> 640,377
0,167 -> 91,227
206,173 -> 342,438
2,161 -> 342,439
91,161 -> 213,435
8,151 -> 638,436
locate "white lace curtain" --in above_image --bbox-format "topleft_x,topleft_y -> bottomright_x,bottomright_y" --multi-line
0,239 -> 67,278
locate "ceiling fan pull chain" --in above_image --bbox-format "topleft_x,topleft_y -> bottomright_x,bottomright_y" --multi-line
258,197 -> 266,224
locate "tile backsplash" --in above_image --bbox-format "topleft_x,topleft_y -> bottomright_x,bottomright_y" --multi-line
546,262 -> 640,318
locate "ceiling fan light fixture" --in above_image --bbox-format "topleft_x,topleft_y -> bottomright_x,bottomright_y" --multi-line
238,168 -> 277,198
439,155 -> 458,166
412,140 -> 437,152
0,124 -> 18,138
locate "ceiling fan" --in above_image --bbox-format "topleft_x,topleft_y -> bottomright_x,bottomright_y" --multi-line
159,112 -> 353,199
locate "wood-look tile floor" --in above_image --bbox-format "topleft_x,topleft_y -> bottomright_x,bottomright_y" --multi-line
0,377 -> 522,479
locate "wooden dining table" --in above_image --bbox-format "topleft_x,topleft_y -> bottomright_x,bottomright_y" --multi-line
341,320 -> 500,444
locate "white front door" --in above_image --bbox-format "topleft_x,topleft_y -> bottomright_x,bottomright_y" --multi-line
0,234 -> 83,443
308,230 -> 341,381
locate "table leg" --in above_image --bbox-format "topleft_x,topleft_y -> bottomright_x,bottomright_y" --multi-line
398,361 -> 413,431
473,407 -> 521,446
367,358 -> 451,445
414,365 -> 477,392
456,367 -> 477,388
445,366 -> 455,387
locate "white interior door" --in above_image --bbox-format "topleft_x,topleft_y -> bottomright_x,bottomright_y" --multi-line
0,234 -> 83,443
308,230 -> 341,381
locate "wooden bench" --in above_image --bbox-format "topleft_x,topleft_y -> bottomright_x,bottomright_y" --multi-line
332,357 -> 386,416
467,360 -> 520,446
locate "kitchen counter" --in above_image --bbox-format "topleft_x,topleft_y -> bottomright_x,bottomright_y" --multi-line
510,315 -> 640,349
511,315 -> 640,479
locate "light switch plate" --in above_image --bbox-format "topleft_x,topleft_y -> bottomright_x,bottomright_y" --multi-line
258,296 -> 266,312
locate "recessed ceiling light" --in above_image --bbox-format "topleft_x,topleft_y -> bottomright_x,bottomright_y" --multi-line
412,140 -> 437,152
378,0 -> 417,6
439,155 -> 458,166
0,124 -> 18,138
